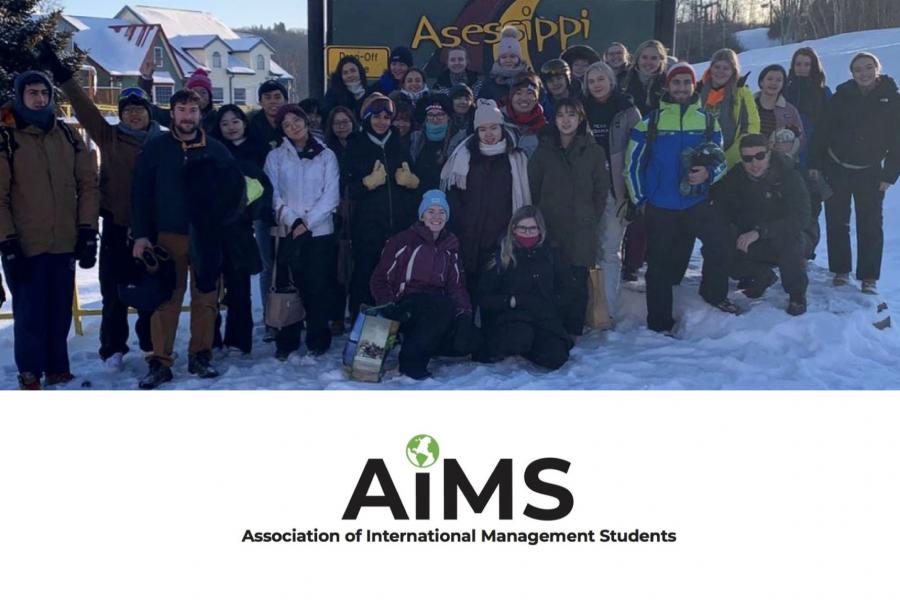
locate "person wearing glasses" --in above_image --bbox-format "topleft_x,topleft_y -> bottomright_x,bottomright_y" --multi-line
410,94 -> 454,192
475,206 -> 575,370
39,45 -> 162,371
264,105 -> 340,360
714,134 -> 815,316
344,93 -> 420,318
130,89 -> 236,389
0,69 -> 99,390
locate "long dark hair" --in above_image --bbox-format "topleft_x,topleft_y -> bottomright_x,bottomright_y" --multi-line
324,105 -> 358,147
548,97 -> 590,141
211,104 -> 249,143
788,47 -> 826,88
330,56 -> 368,93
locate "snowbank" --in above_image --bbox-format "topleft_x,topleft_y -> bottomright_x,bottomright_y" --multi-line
735,27 -> 781,52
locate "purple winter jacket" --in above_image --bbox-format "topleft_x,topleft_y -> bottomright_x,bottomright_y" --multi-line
370,221 -> 472,315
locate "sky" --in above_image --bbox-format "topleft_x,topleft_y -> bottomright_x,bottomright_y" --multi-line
59,0 -> 309,30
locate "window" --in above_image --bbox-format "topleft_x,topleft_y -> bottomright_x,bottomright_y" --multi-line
233,88 -> 246,105
256,55 -> 265,71
212,51 -> 222,69
153,47 -> 163,68
212,87 -> 224,104
154,85 -> 173,105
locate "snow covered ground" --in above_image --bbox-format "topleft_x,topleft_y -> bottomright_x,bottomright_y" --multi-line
734,27 -> 782,52
2,28 -> 900,390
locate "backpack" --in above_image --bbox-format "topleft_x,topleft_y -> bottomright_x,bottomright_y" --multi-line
0,119 -> 82,185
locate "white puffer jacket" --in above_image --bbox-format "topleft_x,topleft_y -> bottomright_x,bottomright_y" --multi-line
264,138 -> 340,237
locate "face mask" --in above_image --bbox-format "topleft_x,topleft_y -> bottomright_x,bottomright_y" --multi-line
425,121 -> 448,142
515,233 -> 540,248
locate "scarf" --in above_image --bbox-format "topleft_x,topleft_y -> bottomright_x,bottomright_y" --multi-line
401,86 -> 429,104
506,104 -> 546,135
117,120 -> 163,145
700,71 -> 740,148
295,136 -> 325,161
440,135 -> 531,211
348,82 -> 366,100
13,71 -> 56,131
489,61 -> 529,87
480,139 -> 507,156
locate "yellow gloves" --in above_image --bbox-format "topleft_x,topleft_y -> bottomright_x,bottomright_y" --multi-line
395,161 -> 420,190
363,160 -> 387,190
245,176 -> 264,205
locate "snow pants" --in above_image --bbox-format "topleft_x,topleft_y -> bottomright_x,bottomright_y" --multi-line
98,219 -> 151,359
645,202 -> 730,332
396,293 -> 456,378
824,167 -> 884,281
481,320 -> 570,371
732,235 -> 810,296
219,259 -> 254,354
3,252 -> 75,377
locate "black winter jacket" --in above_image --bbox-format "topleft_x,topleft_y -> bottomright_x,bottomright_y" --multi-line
220,135 -> 275,225
809,75 -> 900,184
478,242 -> 576,347
714,152 -> 815,244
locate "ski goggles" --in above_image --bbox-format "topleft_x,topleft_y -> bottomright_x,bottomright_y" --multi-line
362,98 -> 394,120
119,87 -> 150,102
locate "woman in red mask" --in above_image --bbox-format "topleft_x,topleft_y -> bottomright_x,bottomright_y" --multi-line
474,206 -> 576,371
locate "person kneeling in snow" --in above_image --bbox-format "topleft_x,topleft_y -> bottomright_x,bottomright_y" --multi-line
369,190 -> 478,380
715,134 -> 815,316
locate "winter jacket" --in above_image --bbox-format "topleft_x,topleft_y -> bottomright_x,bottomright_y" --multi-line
131,129 -> 234,240
370,221 -> 471,315
321,85 -> 369,120
446,147 -> 520,276
0,107 -> 99,257
698,78 -> 761,169
783,77 -> 832,168
432,69 -> 483,97
61,79 -> 143,227
714,151 -> 815,244
529,129 -> 610,266
247,109 -> 284,154
369,72 -> 402,96
410,131 -> 450,192
809,75 -> 900,184
754,93 -> 805,147
220,135 -> 274,225
619,68 -> 666,115
265,137 -> 340,237
343,130 -> 418,246
584,90 -> 642,203
478,241 -> 575,348
625,94 -> 726,210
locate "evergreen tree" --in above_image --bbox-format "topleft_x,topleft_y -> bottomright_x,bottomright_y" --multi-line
0,0 -> 81,106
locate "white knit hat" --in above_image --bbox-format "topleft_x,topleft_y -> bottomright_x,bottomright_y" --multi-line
473,99 -> 503,128
497,25 -> 522,59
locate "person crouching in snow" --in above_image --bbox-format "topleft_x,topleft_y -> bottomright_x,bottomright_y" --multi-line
475,206 -> 575,370
369,190 -> 478,380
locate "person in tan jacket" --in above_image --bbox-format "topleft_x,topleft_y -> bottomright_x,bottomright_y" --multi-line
40,45 -> 161,369
0,70 -> 99,390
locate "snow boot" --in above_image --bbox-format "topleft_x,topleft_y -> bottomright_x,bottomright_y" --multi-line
712,299 -> 745,315
17,372 -> 42,390
621,268 -> 638,283
787,294 -> 807,316
861,280 -> 878,295
139,359 -> 173,390
45,372 -> 75,387
188,351 -> 219,379
741,270 -> 778,299
833,273 -> 850,287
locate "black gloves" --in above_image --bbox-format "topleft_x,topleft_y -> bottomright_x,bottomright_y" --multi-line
75,227 -> 99,269
624,202 -> 642,224
376,302 -> 413,324
451,312 -> 481,355
0,237 -> 30,284
37,41 -> 74,84
0,271 -> 6,308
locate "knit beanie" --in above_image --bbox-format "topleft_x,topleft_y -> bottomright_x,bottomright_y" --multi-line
418,189 -> 450,219
497,25 -> 522,59
186,69 -> 213,98
665,62 -> 696,86
390,46 -> 414,67
473,98 -> 503,128
758,64 -> 787,87
258,79 -> 288,101
449,83 -> 474,101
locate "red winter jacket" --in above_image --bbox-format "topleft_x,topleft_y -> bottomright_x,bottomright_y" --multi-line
370,221 -> 472,315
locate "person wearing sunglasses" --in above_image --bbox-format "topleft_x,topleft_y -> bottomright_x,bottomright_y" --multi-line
475,206 -> 575,370
38,44 -> 163,373
344,93 -> 420,319
714,134 -> 815,316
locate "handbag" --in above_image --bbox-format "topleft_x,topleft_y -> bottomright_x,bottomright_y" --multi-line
584,267 -> 612,330
265,233 -> 306,329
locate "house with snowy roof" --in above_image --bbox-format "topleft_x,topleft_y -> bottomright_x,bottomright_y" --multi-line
114,5 -> 295,105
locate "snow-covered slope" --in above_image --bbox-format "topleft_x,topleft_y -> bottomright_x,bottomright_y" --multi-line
2,28 -> 900,390
735,27 -> 782,52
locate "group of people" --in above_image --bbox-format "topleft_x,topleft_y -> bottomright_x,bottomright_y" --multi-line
1,32 -> 898,389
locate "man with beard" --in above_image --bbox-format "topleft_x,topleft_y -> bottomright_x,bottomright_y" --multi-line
131,89 -> 235,389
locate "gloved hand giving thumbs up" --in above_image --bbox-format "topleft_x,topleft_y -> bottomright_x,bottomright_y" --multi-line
363,160 -> 387,191
395,161 -> 420,190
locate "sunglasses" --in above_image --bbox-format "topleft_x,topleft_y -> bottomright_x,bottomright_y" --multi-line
119,87 -> 149,101
741,151 -> 768,163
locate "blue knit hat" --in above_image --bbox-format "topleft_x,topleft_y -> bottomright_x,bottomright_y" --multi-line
418,189 -> 450,220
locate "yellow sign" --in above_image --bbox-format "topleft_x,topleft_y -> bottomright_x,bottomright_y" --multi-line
326,46 -> 391,79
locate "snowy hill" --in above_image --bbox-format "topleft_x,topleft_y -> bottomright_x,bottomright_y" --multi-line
2,28 -> 900,390
734,27 -> 782,52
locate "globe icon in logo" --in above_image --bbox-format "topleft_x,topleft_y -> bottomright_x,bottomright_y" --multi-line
406,434 -> 440,468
